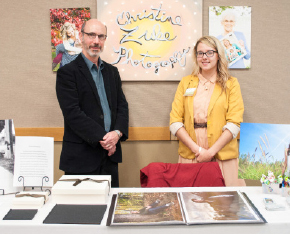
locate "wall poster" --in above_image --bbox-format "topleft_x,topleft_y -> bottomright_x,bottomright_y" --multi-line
209,6 -> 251,69
97,0 -> 202,81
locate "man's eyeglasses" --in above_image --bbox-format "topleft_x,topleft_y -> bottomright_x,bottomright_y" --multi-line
196,50 -> 217,58
82,32 -> 107,41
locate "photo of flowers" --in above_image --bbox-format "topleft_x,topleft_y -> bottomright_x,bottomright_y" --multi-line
239,123 -> 290,180
50,8 -> 90,71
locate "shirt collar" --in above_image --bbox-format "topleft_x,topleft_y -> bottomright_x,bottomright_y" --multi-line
198,73 -> 216,85
81,53 -> 104,71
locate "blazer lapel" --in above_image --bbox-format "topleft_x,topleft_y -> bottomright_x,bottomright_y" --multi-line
76,55 -> 102,108
187,78 -> 199,125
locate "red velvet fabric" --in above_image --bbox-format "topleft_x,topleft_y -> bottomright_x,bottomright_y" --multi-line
140,162 -> 225,187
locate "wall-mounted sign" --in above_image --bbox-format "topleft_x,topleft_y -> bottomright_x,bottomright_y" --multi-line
97,0 -> 202,81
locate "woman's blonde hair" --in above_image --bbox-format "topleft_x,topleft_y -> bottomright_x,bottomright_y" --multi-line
60,22 -> 77,40
192,35 -> 231,90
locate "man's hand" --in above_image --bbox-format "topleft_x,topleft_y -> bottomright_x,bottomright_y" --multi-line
108,145 -> 116,156
100,131 -> 120,155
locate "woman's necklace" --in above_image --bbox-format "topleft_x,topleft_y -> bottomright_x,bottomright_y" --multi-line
203,81 -> 209,90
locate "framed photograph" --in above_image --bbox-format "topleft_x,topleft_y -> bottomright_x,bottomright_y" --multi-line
50,8 -> 90,71
209,6 -> 251,69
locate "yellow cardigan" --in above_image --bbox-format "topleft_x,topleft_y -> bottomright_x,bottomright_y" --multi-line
170,75 -> 244,161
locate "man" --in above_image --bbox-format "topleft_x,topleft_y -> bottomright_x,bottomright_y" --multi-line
56,19 -> 129,187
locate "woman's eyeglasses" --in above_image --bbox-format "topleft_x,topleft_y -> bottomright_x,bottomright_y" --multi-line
196,50 -> 217,58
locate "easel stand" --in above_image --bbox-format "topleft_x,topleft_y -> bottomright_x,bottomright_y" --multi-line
18,176 -> 51,195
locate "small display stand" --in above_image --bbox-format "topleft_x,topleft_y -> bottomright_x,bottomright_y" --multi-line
18,176 -> 51,195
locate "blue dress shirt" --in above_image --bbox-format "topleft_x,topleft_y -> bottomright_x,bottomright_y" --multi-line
81,53 -> 111,132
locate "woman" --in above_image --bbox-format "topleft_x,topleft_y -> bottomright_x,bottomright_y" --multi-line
170,36 -> 245,186
222,39 -> 241,62
216,9 -> 251,68
60,22 -> 82,56
53,22 -> 82,70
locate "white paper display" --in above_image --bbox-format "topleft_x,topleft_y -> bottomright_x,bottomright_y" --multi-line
13,136 -> 54,187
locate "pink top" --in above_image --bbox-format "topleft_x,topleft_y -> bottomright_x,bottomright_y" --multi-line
194,73 -> 216,150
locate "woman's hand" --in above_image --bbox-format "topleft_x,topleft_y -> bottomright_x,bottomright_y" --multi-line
238,40 -> 245,48
196,148 -> 214,163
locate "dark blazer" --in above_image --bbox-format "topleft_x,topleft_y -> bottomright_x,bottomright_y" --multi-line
56,54 -> 129,173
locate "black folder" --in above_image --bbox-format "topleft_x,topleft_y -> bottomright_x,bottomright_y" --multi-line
43,204 -> 107,224
3,209 -> 38,220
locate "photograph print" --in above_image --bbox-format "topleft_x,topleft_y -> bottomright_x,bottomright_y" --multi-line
209,6 -> 251,69
220,32 -> 247,67
0,119 -> 19,194
50,8 -> 90,71
111,192 -> 184,225
180,191 -> 264,224
239,123 -> 290,180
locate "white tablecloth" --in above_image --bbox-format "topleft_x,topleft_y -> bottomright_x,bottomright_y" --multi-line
0,186 -> 289,234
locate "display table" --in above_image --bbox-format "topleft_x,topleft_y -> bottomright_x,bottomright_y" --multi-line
0,186 -> 289,234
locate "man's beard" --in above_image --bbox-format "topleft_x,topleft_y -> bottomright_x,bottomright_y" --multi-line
85,44 -> 103,57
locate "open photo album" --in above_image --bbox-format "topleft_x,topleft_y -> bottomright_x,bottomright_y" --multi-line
107,191 -> 266,226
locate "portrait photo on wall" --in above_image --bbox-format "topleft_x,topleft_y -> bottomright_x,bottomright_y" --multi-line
97,0 -> 202,81
50,8 -> 91,71
239,123 -> 290,181
209,6 -> 251,69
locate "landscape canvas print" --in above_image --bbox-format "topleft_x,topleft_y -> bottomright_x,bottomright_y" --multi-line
239,123 -> 290,180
